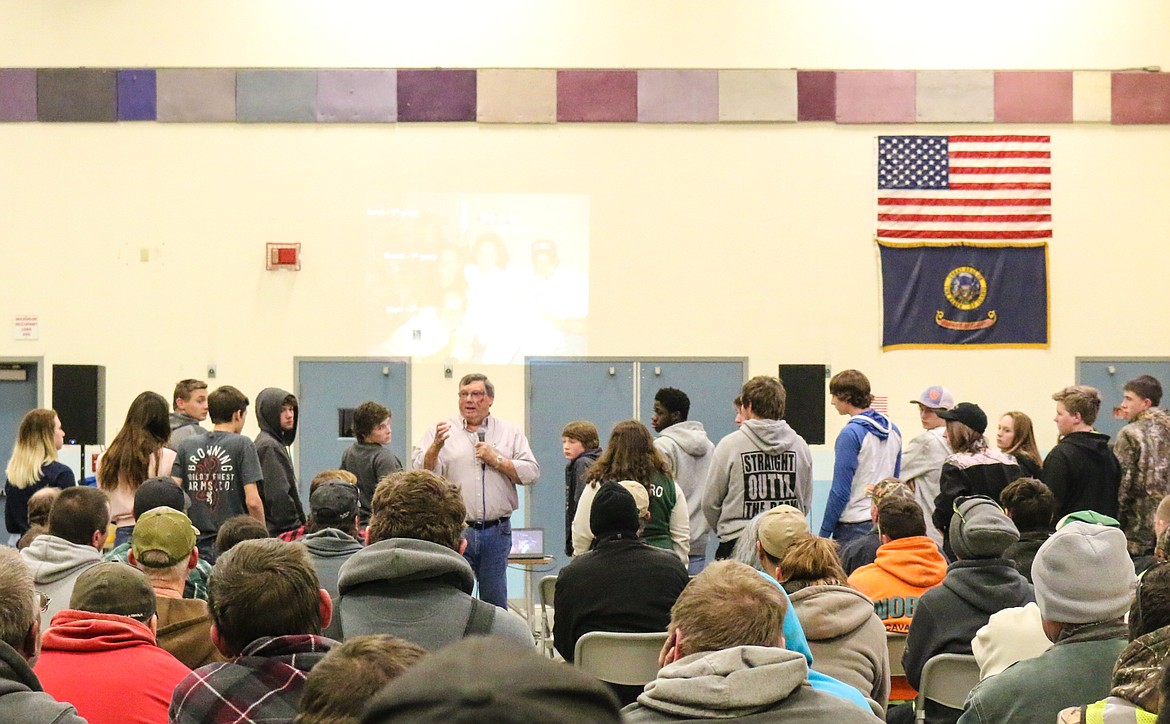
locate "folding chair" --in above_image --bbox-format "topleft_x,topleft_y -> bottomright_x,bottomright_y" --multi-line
573,631 -> 668,687
914,653 -> 980,723
887,632 -> 907,679
538,575 -> 557,658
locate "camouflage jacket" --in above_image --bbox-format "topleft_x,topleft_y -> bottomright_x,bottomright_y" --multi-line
1114,408 -> 1170,556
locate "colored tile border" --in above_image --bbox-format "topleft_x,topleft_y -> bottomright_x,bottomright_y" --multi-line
4,66 -> 1170,126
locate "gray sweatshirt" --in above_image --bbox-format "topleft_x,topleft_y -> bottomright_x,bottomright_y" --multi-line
622,645 -> 883,722
20,534 -> 102,630
655,421 -> 715,555
0,641 -> 86,724
702,419 -> 813,543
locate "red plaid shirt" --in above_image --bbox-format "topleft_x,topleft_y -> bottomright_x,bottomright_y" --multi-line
168,634 -> 336,723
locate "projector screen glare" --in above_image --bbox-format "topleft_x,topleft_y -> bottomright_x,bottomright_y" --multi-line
368,193 -> 590,364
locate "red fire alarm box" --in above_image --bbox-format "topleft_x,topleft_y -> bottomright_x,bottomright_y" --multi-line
266,243 -> 301,270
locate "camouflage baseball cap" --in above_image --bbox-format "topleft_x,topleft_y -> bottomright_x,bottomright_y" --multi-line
866,477 -> 915,503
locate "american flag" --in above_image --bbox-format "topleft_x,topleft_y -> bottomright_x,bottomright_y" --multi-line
876,135 -> 1051,242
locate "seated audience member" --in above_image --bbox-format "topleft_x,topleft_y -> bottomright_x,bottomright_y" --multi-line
1058,562 -> 1170,722
215,514 -> 270,556
998,477 -> 1056,582
0,548 -> 86,723
105,476 -> 213,601
169,539 -> 338,723
21,485 -> 109,628
35,562 -> 191,724
25,487 -> 59,530
958,520 -> 1137,723
562,419 -> 603,557
838,478 -> 918,575
753,503 -> 811,573
848,495 -> 947,703
278,469 -> 360,543
294,634 -> 426,724
303,480 -> 364,640
1043,385 -> 1122,520
553,483 -> 688,702
894,496 -> 1034,724
1159,526 -> 1170,565
932,402 -> 1023,558
17,488 -> 61,550
766,534 -> 890,716
621,560 -> 882,722
340,401 -> 402,527
128,506 -> 225,669
971,602 -> 1052,680
336,469 -> 532,648
362,637 -> 621,723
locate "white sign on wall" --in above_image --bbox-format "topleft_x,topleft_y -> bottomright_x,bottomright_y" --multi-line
14,315 -> 38,340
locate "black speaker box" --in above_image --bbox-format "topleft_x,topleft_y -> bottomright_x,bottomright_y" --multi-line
778,364 -> 826,445
52,365 -> 105,445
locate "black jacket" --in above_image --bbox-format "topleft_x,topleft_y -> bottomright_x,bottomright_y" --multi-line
553,535 -> 687,663
564,447 -> 602,556
904,558 -> 1035,724
1042,431 -> 1121,519
1002,527 -> 1053,583
254,387 -> 305,534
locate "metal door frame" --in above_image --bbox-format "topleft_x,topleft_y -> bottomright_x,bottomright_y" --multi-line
0,357 -> 44,406
292,356 -> 413,485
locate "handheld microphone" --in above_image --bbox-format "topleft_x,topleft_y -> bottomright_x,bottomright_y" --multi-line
476,429 -> 486,469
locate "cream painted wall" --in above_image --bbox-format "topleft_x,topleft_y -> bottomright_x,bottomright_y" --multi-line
1,1 -> 1169,460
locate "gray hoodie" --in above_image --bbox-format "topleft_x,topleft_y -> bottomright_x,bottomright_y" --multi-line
655,421 -> 715,556
702,419 -> 813,544
621,645 -> 882,722
304,528 -> 363,640
19,534 -> 102,630
0,641 -> 86,724
789,584 -> 891,715
336,538 -> 532,650
166,412 -> 204,452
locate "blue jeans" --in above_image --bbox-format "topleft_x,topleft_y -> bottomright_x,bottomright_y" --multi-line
687,554 -> 708,576
462,518 -> 511,609
833,520 -> 873,545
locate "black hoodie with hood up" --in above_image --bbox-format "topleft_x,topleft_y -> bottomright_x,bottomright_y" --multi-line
254,387 -> 305,534
1042,431 -> 1122,520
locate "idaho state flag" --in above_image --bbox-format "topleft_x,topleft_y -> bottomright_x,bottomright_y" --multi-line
879,242 -> 1049,350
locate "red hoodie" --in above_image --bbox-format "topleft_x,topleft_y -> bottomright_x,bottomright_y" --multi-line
36,609 -> 192,724
847,535 -> 948,701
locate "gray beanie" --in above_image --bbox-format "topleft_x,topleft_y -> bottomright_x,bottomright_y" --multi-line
950,496 -> 1020,559
1032,521 -> 1137,624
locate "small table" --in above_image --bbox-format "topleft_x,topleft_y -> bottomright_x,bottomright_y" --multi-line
508,555 -> 554,633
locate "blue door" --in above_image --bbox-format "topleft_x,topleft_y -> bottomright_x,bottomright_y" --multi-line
526,357 -> 747,576
294,359 -> 411,504
1077,358 -> 1170,441
0,361 -> 41,544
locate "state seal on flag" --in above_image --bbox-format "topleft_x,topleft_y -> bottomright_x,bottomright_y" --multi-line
944,266 -> 987,310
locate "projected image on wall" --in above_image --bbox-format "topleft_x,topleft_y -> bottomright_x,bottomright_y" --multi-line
368,193 -> 589,364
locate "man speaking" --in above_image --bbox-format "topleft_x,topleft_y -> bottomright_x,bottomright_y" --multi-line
412,373 -> 539,608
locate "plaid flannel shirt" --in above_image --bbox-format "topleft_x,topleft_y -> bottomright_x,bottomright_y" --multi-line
105,541 -> 212,601
169,634 -> 337,724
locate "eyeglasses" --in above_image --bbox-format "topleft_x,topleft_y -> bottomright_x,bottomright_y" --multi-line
458,391 -> 487,400
35,592 -> 50,613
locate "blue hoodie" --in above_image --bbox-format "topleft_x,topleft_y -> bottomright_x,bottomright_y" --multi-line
757,570 -> 872,713
822,410 -> 902,537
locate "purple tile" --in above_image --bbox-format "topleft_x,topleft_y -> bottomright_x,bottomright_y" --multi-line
995,72 -> 1073,123
557,70 -> 637,122
836,71 -> 916,123
637,70 -> 718,123
317,70 -> 396,122
397,69 -> 476,122
38,69 -> 117,122
797,71 -> 836,121
1111,72 -> 1170,124
0,69 -> 37,121
118,69 -> 156,121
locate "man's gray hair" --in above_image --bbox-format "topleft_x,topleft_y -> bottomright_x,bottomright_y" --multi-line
459,373 -> 494,398
0,548 -> 35,650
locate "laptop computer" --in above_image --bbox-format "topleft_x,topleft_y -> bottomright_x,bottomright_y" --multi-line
509,528 -> 547,561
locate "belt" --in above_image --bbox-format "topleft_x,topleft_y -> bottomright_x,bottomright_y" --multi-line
466,517 -> 509,529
